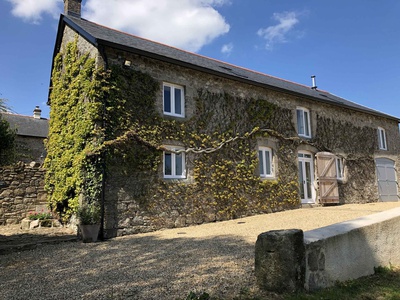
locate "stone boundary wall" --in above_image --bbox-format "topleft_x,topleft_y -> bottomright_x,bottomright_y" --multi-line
0,162 -> 47,225
255,207 -> 400,292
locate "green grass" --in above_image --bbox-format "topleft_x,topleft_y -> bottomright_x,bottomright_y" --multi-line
285,266 -> 400,300
183,267 -> 400,300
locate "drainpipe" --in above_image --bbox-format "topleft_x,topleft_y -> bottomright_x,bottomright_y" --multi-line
98,44 -> 109,240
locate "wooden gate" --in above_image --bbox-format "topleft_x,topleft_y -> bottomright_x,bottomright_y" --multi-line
316,152 -> 339,204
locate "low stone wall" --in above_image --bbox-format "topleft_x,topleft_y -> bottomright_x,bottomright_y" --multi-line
304,207 -> 400,290
255,207 -> 400,292
0,162 -> 47,225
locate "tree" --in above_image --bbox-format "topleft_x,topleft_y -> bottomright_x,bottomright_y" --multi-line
0,98 -> 10,112
0,98 -> 15,164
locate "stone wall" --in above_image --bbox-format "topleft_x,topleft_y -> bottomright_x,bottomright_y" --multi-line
255,208 -> 400,292
0,162 -> 47,225
304,207 -> 400,291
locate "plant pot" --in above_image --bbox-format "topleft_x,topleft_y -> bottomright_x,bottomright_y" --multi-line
79,224 -> 100,243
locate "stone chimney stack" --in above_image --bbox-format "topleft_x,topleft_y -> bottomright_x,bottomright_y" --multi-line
33,106 -> 42,119
64,0 -> 82,17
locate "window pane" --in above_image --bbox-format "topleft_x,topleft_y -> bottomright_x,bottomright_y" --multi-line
175,153 -> 183,176
259,150 -> 264,175
164,86 -> 171,113
174,88 -> 182,115
304,111 -> 310,136
305,162 -> 312,197
381,130 -> 386,149
265,150 -> 271,175
297,109 -> 304,135
164,153 -> 172,175
298,161 -> 304,199
336,158 -> 343,178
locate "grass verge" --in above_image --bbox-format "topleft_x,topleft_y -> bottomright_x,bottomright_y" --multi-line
285,266 -> 400,300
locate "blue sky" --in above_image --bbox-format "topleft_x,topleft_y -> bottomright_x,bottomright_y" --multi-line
1,0 -> 399,120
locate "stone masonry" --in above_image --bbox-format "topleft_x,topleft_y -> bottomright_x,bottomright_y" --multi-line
0,162 -> 47,225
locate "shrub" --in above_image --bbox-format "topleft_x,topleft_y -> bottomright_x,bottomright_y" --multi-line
77,203 -> 101,225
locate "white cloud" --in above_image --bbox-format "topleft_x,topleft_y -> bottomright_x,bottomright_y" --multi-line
7,0 -> 62,24
257,11 -> 300,50
221,43 -> 233,55
83,0 -> 230,52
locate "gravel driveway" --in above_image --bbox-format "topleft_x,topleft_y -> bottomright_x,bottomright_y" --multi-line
1,202 -> 399,300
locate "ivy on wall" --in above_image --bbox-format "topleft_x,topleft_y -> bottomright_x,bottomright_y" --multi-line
45,38 -> 106,218
103,67 -> 302,224
46,38 -> 382,225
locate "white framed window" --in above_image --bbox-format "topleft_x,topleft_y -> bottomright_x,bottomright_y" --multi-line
258,147 -> 274,178
163,83 -> 184,117
163,146 -> 186,179
296,107 -> 311,138
335,157 -> 344,180
378,127 -> 387,150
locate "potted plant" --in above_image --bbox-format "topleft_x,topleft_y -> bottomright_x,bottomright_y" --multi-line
77,203 -> 101,242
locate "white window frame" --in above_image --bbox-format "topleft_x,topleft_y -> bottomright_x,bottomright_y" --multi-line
335,157 -> 344,180
163,83 -> 185,118
258,146 -> 274,178
163,146 -> 186,179
378,127 -> 387,150
296,107 -> 311,138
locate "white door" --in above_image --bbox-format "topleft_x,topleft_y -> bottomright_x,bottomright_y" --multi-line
298,152 -> 316,204
376,158 -> 398,202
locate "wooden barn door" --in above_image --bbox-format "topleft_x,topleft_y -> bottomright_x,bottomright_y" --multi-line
316,152 -> 339,204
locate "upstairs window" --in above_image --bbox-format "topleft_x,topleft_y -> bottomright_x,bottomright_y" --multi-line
378,127 -> 387,150
258,147 -> 274,178
163,146 -> 186,179
296,107 -> 311,138
163,83 -> 184,117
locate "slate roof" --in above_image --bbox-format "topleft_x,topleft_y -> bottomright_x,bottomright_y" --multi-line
54,14 -> 399,122
1,113 -> 49,138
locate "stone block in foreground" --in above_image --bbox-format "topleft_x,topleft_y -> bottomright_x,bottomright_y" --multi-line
255,229 -> 305,293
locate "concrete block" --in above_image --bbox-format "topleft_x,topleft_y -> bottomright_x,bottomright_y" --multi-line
255,229 -> 305,293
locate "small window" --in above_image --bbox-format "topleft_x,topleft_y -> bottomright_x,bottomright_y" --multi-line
163,146 -> 186,179
163,83 -> 184,117
336,157 -> 344,180
258,147 -> 274,178
296,107 -> 311,138
378,127 -> 387,150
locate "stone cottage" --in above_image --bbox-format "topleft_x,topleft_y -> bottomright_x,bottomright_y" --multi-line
2,106 -> 48,163
0,107 -> 49,225
48,0 -> 400,238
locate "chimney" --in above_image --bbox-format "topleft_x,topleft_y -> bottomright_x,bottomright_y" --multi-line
33,106 -> 42,119
64,0 -> 82,17
311,75 -> 317,90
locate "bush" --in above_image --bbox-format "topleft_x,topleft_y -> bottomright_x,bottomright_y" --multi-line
77,203 -> 101,225
28,211 -> 53,220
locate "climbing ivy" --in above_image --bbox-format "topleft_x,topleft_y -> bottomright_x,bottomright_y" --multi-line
45,38 -> 107,218
46,38 -> 315,224
103,71 -> 302,224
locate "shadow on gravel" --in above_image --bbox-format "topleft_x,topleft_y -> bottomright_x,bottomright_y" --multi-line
0,234 -> 264,300
0,231 -> 78,255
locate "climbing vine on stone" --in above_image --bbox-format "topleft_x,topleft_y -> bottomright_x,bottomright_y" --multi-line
45,38 -> 107,218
